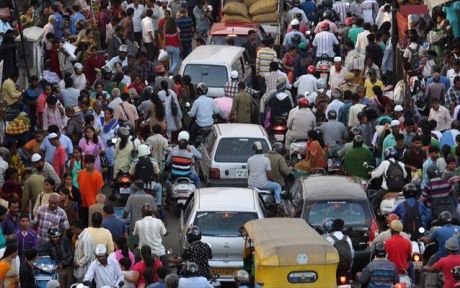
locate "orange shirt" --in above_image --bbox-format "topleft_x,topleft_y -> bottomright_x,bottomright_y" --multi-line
0,259 -> 11,280
77,169 -> 104,208
24,139 -> 41,154
306,140 -> 327,169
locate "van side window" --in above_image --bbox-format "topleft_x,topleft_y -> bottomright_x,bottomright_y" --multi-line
204,129 -> 216,155
183,194 -> 195,222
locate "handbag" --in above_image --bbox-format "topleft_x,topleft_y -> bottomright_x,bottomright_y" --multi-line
171,98 -> 179,117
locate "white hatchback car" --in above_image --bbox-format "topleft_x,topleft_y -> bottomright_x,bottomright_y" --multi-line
197,123 -> 271,187
180,187 -> 267,281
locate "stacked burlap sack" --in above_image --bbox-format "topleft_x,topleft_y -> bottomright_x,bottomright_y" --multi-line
222,0 -> 278,23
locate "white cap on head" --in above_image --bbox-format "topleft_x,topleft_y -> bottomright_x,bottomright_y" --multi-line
290,18 -> 300,26
230,70 -> 239,79
48,132 -> 58,140
178,131 -> 190,141
95,244 -> 107,256
391,120 -> 400,127
119,44 -> 128,53
394,105 -> 403,112
74,62 -> 83,70
253,141 -> 262,151
334,56 -> 342,62
137,144 -> 151,158
31,153 -> 42,163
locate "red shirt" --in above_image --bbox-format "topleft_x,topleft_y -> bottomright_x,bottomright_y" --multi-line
133,260 -> 163,286
434,254 -> 460,288
385,234 -> 412,274
52,145 -> 66,178
164,32 -> 180,47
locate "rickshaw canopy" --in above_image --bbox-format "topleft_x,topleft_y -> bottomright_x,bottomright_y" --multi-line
243,218 -> 339,266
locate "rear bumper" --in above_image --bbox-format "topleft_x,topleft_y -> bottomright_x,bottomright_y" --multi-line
207,178 -> 248,187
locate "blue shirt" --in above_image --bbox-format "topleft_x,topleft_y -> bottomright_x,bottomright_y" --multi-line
429,224 -> 460,257
102,215 -> 127,240
421,157 -> 436,189
54,12 -> 64,40
299,0 -> 316,16
0,20 -> 12,45
426,76 -> 450,91
393,198 -> 432,228
70,12 -> 86,35
40,134 -> 74,163
440,129 -> 459,147
188,95 -> 219,127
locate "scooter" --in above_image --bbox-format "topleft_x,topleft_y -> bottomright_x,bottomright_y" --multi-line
271,113 -> 288,143
35,256 -> 57,288
114,171 -> 132,202
168,177 -> 196,216
315,54 -> 332,81
379,192 -> 406,216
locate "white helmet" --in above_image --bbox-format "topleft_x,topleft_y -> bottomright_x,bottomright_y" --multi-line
178,131 -> 190,141
137,144 -> 151,158
230,70 -> 239,79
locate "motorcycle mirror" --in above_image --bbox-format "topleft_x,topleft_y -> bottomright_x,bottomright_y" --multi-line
111,138 -> 117,144
239,226 -> 247,237
167,248 -> 173,255
185,102 -> 191,108
363,162 -> 369,168
82,281 -> 92,287
118,281 -> 124,287
418,227 -> 425,234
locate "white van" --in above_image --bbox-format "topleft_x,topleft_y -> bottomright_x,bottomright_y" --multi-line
179,45 -> 252,97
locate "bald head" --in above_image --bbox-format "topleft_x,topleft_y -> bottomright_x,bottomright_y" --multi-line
49,193 -> 60,210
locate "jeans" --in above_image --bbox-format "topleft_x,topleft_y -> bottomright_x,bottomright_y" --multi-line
166,45 -> 180,74
153,183 -> 164,219
260,181 -> 282,204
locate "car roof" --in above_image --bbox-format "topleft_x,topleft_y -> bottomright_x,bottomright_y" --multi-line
301,176 -> 367,201
181,45 -> 245,66
214,123 -> 269,138
197,187 -> 258,211
210,22 -> 257,35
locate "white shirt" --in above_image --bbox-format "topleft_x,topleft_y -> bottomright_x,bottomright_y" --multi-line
360,0 -> 379,25
0,157 -> 8,188
348,103 -> 366,128
453,104 -> 460,120
141,16 -> 154,43
294,74 -> 318,96
105,56 -> 129,71
429,105 -> 452,132
72,73 -> 87,91
326,99 -> 344,119
329,66 -> 349,89
108,97 -> 123,110
0,248 -> 19,275
371,159 -> 408,190
326,231 -> 355,260
345,49 -> 365,71
178,277 -> 213,288
133,216 -> 167,256
355,30 -> 370,54
84,257 -> 124,288
127,3 -> 145,32
446,68 -> 460,87
313,31 -> 339,57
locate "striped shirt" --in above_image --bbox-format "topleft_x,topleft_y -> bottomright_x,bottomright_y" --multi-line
349,2 -> 363,18
256,47 -> 278,76
176,16 -> 194,43
312,31 -> 339,57
357,259 -> 399,288
170,149 -> 194,177
333,1 -> 350,23
422,177 -> 454,200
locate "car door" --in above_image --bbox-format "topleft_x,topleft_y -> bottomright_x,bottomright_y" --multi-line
180,194 -> 195,254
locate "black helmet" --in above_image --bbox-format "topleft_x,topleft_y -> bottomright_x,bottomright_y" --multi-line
183,262 -> 200,277
402,183 -> 417,199
438,211 -> 453,225
196,83 -> 208,95
353,135 -> 363,147
272,142 -> 285,155
48,227 -> 62,238
427,165 -> 441,179
452,266 -> 460,281
323,9 -> 333,19
187,226 -> 202,243
374,242 -> 386,257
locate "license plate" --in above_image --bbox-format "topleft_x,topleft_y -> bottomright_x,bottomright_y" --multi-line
210,267 -> 239,276
414,261 -> 423,270
274,134 -> 285,141
338,285 -> 352,288
320,73 -> 328,79
236,169 -> 248,178
119,187 -> 131,194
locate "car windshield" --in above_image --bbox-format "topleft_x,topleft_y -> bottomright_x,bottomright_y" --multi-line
183,64 -> 228,88
194,211 -> 258,237
304,201 -> 370,227
208,35 -> 248,47
214,138 -> 270,163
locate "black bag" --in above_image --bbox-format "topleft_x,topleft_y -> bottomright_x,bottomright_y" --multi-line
330,234 -> 352,275
402,201 -> 423,239
134,156 -> 156,183
431,197 -> 457,219
171,99 -> 179,117
385,160 -> 405,191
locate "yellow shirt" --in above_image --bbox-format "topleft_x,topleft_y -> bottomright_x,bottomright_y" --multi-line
364,79 -> 384,99
86,227 -> 114,254
1,78 -> 22,106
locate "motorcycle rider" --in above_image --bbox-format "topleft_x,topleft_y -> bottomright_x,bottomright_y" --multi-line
283,19 -> 306,51
178,262 -> 213,288
343,135 -> 373,179
39,227 -> 74,288
371,214 -> 411,249
188,83 -> 219,144
129,144 -> 163,217
421,165 -> 457,219
384,219 -> 414,282
315,10 -> 340,34
181,226 -> 213,280
422,211 -> 460,265
321,110 -> 348,154
423,237 -> 460,288
233,270 -> 252,288
324,218 -> 354,282
356,242 -> 399,287
84,244 -> 124,288
166,131 -> 202,188
264,143 -> 292,188
286,97 -> 316,147
266,79 -> 294,125
313,22 -> 339,58
247,141 -> 282,207
394,183 -> 431,240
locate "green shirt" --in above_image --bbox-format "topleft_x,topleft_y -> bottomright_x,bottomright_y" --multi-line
348,27 -> 364,45
343,147 -> 373,179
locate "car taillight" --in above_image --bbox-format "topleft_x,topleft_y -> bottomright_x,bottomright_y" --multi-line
394,283 -> 406,288
413,254 -> 421,262
369,218 -> 378,242
120,176 -> 130,183
273,125 -> 285,132
209,168 -> 220,180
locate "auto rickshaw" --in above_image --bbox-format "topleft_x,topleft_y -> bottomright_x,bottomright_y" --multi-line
242,218 -> 341,288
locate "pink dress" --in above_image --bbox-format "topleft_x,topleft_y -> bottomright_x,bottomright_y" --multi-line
78,137 -> 105,172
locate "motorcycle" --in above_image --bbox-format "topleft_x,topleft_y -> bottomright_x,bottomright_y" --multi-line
114,171 -> 132,202
315,54 -> 332,81
35,256 -> 57,288
195,126 -> 212,146
71,280 -> 124,288
271,113 -> 288,143
288,139 -> 308,166
168,177 -> 196,216
379,191 -> 406,216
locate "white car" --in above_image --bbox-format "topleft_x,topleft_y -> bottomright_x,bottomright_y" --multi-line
198,123 -> 271,187
180,187 -> 267,281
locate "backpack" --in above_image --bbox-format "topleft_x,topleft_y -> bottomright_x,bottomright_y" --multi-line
385,160 -> 405,191
407,44 -> 420,71
330,234 -> 352,275
402,201 -> 423,239
430,197 -> 457,220
134,156 -> 156,184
